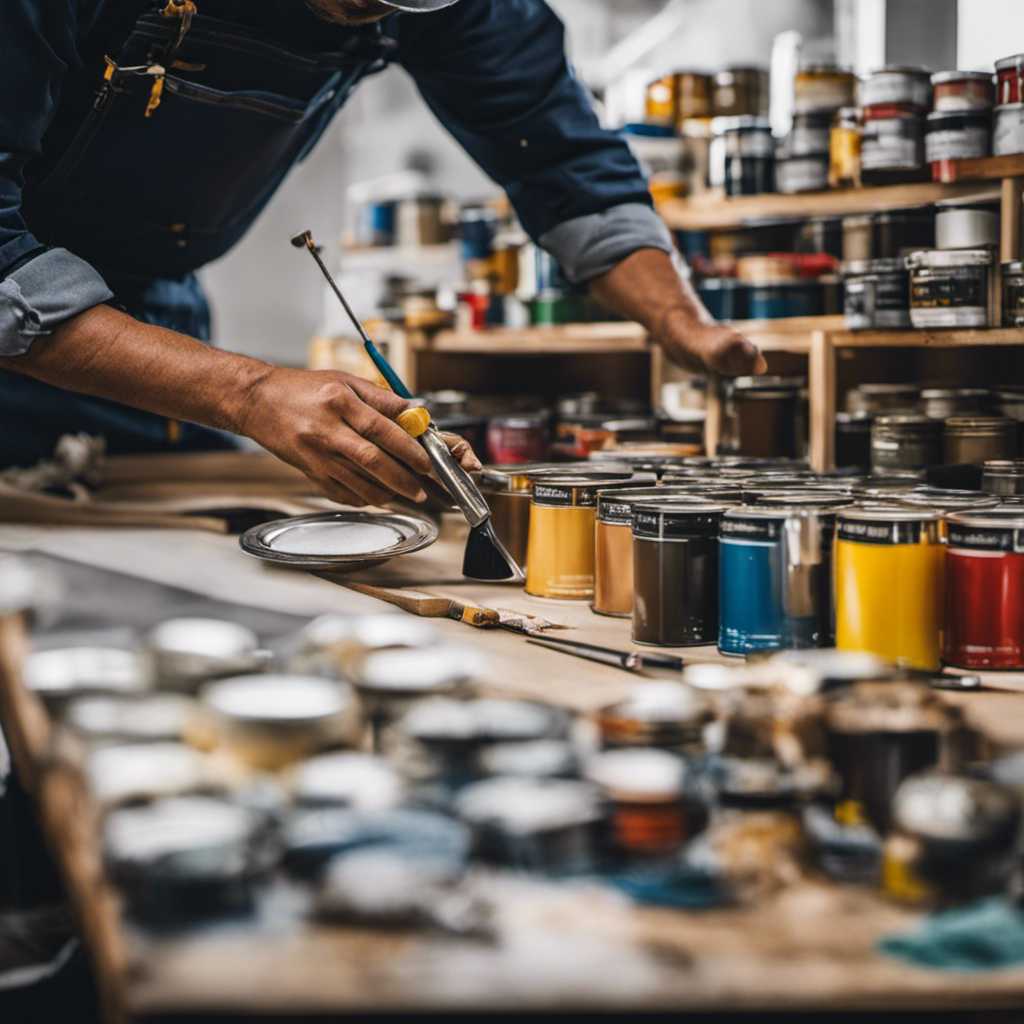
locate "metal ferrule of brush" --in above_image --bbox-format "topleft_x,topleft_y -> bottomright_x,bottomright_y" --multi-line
417,425 -> 491,527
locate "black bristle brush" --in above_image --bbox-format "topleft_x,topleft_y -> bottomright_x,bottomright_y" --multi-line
291,230 -> 525,583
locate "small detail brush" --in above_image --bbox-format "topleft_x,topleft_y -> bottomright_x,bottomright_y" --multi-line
291,229 -> 525,584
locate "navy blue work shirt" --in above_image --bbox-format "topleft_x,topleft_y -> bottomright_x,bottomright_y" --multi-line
0,0 -> 673,356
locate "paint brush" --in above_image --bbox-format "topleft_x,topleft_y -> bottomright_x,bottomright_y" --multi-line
291,230 -> 525,583
527,634 -> 685,673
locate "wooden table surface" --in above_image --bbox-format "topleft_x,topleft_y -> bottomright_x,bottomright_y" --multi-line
4,519 -> 1024,1018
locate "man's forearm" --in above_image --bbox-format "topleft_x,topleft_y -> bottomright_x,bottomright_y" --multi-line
0,303 -> 270,435
588,247 -> 711,336
588,248 -> 767,377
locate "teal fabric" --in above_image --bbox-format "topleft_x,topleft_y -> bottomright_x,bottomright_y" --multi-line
880,898 -> 1024,971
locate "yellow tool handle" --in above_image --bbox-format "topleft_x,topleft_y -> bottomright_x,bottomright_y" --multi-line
396,407 -> 431,438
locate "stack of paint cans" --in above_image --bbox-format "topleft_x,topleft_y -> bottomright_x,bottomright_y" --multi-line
859,66 -> 932,184
926,71 -> 994,172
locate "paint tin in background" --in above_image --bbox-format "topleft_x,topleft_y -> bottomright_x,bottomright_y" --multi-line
920,387 -> 994,419
718,505 -> 838,656
935,198 -> 1000,250
776,152 -> 830,194
830,107 -> 862,189
632,502 -> 727,647
993,103 -> 1024,156
714,116 -> 775,196
860,114 -> 925,179
847,383 -> 921,414
945,510 -> 1024,669
789,112 -> 834,156
996,54 -> 1024,105
724,376 -> 807,458
824,681 -> 958,832
924,110 -> 991,164
713,66 -> 770,117
871,414 -> 944,472
907,248 -> 993,329
486,413 -> 550,465
873,209 -> 937,259
1002,260 -> 1024,326
861,66 -> 933,111
944,416 -> 1018,466
835,412 -> 875,468
834,508 -> 945,672
597,682 -> 713,754
697,278 -> 750,321
455,776 -> 604,873
794,65 -> 857,115
982,459 -> 1024,496
932,70 -> 996,113
842,258 -> 912,330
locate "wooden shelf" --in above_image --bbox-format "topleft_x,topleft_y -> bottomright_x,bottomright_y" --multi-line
659,181 -> 999,231
423,322 -> 650,354
934,153 -> 1024,184
832,326 -> 1024,347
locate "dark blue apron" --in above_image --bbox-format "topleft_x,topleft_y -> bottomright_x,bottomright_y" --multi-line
5,0 -> 393,468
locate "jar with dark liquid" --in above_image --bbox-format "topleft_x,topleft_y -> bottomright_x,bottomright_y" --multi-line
631,502 -> 728,647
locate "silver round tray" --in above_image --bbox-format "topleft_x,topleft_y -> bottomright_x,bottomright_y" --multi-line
239,511 -> 439,572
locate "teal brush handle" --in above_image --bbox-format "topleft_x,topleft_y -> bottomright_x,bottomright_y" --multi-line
364,339 -> 413,399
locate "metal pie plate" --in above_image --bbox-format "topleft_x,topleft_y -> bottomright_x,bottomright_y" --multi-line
239,511 -> 439,572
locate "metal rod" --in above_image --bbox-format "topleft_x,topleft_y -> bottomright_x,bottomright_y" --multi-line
529,633 -> 684,671
290,230 -> 372,347
527,636 -> 641,672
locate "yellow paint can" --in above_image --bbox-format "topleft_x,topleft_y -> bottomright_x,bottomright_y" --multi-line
835,507 -> 945,671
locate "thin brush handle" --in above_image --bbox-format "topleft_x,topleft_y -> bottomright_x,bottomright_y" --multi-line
527,636 -> 640,671
292,229 -> 413,399
398,410 -> 490,527
531,633 -> 683,670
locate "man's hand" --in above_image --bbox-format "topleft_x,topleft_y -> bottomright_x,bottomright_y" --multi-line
656,308 -> 768,377
588,248 -> 767,377
2,304 -> 480,508
239,367 -> 482,507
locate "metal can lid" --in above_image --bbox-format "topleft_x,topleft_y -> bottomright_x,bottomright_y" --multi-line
631,501 -> 729,540
932,70 -> 995,85
995,54 -> 1024,72
585,748 -> 686,801
906,247 -> 993,269
455,776 -> 603,833
892,773 -> 1020,845
596,487 -> 714,525
838,504 -> 943,523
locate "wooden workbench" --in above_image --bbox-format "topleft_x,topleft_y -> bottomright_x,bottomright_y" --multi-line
4,519 -> 1024,1020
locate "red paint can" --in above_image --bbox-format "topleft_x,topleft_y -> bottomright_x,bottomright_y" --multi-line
486,413 -> 550,464
996,54 -> 1024,106
944,510 -> 1024,669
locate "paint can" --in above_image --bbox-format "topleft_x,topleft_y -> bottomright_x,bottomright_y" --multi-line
585,748 -> 690,860
834,508 -> 945,671
829,106 -> 862,188
907,248 -> 993,329
944,510 -> 1024,669
631,502 -> 728,646
944,416 -> 1017,465
824,680 -> 959,832
713,66 -> 770,117
593,487 -> 713,618
924,110 -> 991,165
861,66 -> 933,111
932,70 -> 996,113
794,65 -> 857,115
993,103 -> 1024,155
996,54 -> 1024,106
718,505 -> 839,655
871,414 -> 944,472
982,459 -> 1024,495
525,478 -> 620,599
1002,260 -> 1024,326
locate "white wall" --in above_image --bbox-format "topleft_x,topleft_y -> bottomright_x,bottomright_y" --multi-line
200,0 -> 831,365
958,0 -> 1024,70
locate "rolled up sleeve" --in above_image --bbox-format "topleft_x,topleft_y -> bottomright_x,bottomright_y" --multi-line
396,0 -> 671,278
0,1 -> 113,356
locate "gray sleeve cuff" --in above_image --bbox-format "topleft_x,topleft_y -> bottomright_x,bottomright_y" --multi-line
537,202 -> 677,284
0,248 -> 113,356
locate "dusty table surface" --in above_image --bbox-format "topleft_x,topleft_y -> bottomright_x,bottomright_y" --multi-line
4,520 -> 1024,1017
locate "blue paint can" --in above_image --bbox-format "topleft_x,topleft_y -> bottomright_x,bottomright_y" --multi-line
718,505 -> 838,655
